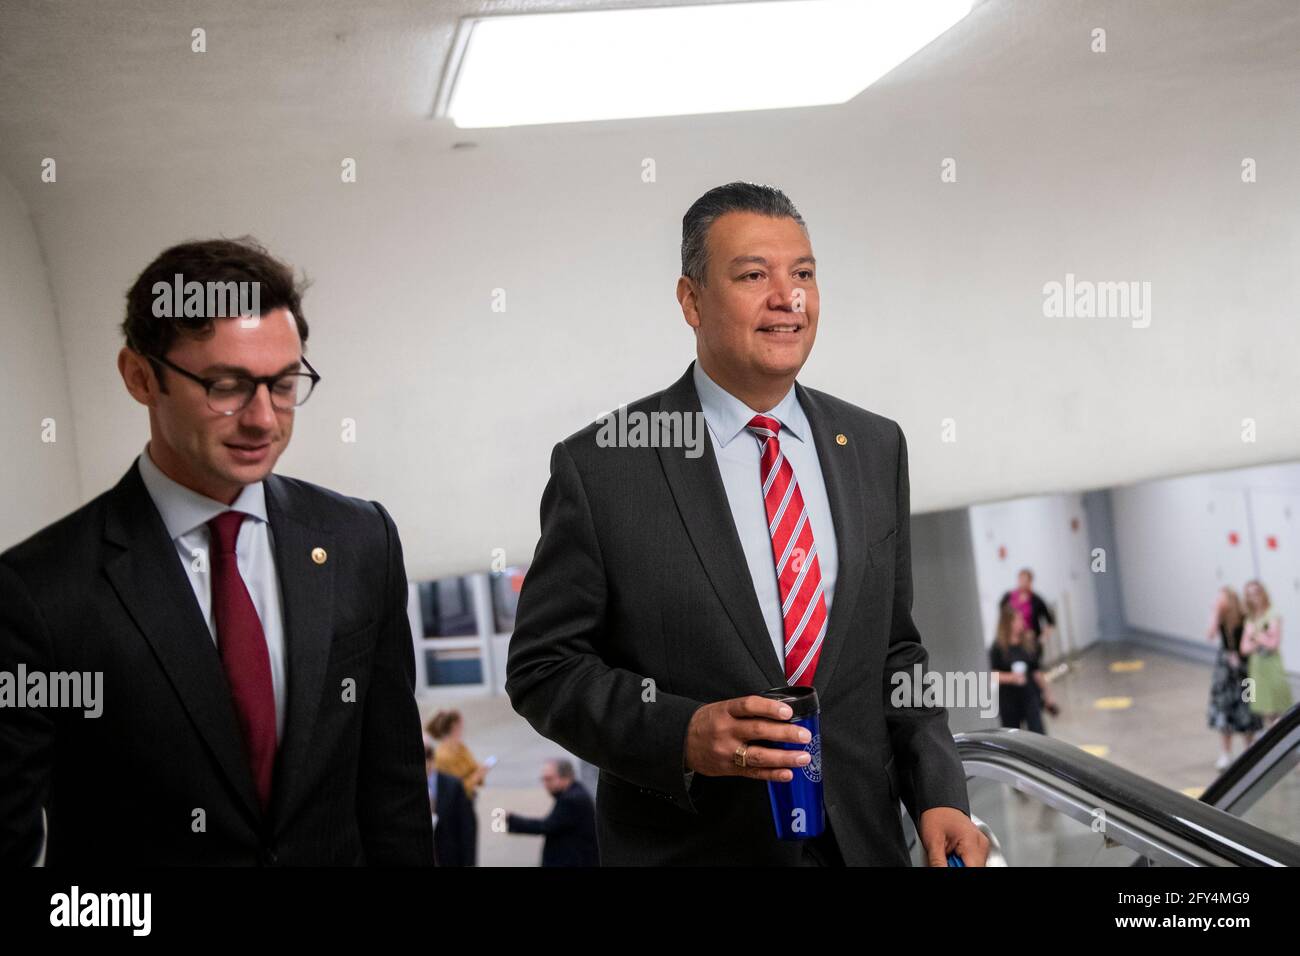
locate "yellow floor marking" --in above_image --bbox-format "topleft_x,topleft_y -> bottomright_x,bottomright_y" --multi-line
1093,696 -> 1133,710
1109,660 -> 1145,673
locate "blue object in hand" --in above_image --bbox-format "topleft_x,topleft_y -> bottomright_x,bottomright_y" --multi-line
946,852 -> 965,867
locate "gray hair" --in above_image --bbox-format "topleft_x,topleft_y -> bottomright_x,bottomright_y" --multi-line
680,182 -> 807,285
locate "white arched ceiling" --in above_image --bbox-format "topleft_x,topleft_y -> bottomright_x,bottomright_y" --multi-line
1,0 -> 1296,577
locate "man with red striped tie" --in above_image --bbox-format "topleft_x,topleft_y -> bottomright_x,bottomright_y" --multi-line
507,182 -> 988,866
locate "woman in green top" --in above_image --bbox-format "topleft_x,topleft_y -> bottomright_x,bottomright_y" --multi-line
1240,580 -> 1294,726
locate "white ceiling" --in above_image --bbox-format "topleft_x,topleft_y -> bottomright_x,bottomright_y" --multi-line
3,0 -> 1300,576
3,0 -> 1297,197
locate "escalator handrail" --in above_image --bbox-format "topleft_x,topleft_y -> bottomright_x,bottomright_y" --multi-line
954,728 -> 1300,866
1199,701 -> 1300,808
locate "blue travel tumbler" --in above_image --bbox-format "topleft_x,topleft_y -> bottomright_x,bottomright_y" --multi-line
757,685 -> 825,840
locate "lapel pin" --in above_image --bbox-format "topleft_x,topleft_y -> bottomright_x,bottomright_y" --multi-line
311,547 -> 328,565
835,433 -> 848,446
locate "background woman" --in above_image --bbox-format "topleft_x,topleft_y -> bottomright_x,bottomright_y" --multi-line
990,603 -> 1057,733
1240,580 -> 1293,727
1205,586 -> 1261,769
426,709 -> 490,799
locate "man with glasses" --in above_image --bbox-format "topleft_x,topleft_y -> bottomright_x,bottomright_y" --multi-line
0,237 -> 433,866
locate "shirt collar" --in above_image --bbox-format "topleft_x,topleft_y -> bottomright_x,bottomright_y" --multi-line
136,442 -> 269,541
692,361 -> 808,449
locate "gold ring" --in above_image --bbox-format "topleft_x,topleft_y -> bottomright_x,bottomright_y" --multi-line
733,745 -> 748,768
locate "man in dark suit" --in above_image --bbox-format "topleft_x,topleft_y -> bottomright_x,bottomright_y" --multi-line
506,183 -> 989,866
505,758 -> 598,867
0,238 -> 433,865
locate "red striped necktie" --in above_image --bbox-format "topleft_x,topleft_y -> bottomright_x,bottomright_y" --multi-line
208,510 -> 277,812
746,414 -> 828,687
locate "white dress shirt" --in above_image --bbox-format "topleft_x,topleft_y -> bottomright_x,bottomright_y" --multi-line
692,362 -> 839,669
136,443 -> 288,740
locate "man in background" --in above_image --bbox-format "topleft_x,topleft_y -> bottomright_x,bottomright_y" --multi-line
505,758 -> 599,867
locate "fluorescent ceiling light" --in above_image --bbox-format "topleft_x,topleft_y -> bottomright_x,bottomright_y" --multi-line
437,0 -> 974,129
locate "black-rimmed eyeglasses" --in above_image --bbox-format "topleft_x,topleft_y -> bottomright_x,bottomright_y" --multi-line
148,353 -> 321,415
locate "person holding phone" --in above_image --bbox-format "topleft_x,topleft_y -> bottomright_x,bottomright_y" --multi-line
426,710 -> 491,800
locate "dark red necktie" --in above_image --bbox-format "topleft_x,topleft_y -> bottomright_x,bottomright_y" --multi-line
208,511 -> 277,811
747,414 -> 828,687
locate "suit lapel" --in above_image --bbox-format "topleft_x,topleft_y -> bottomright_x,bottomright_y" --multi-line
655,366 -> 872,692
656,365 -> 786,688
103,463 -> 263,823
794,383 -> 869,695
262,475 -> 336,827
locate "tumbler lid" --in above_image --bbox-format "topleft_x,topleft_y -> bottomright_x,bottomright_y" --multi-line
758,684 -> 819,719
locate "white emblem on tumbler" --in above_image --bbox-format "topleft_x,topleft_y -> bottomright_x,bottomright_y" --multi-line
803,733 -> 822,782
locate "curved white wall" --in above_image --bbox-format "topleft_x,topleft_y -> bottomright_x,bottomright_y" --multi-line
0,172 -> 80,546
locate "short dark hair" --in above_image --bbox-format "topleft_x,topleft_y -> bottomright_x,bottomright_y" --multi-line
549,758 -> 575,780
122,237 -> 309,362
680,182 -> 807,285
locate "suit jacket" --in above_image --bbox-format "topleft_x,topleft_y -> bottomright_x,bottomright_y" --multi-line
506,362 -> 970,865
506,781 -> 599,867
432,771 -> 476,866
0,461 -> 434,866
